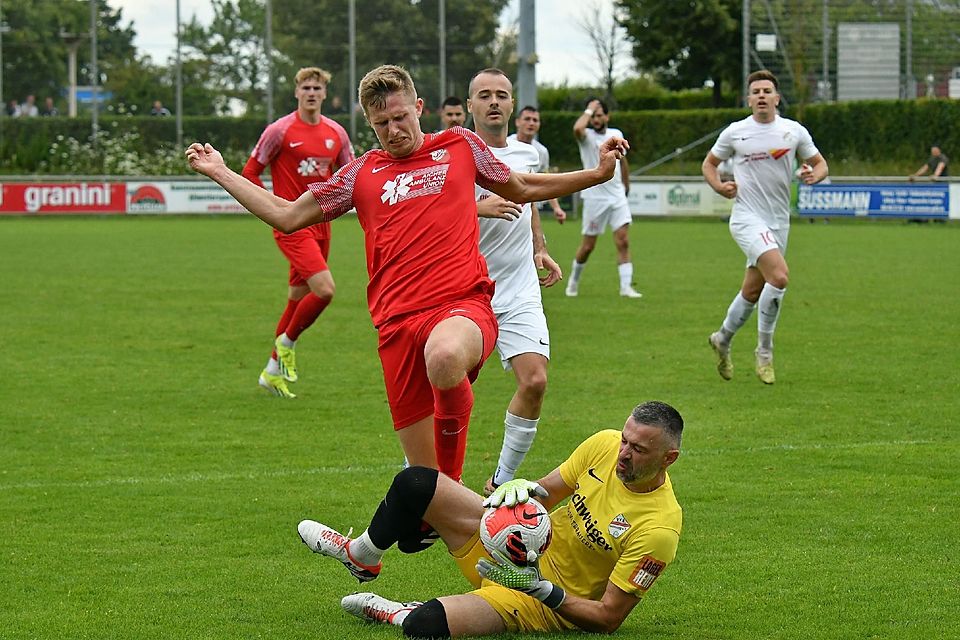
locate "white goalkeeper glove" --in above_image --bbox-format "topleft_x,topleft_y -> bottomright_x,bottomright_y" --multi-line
481,478 -> 548,508
476,550 -> 566,609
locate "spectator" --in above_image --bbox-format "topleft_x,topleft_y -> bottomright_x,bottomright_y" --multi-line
909,144 -> 949,181
150,100 -> 171,116
40,97 -> 59,117
20,95 -> 39,117
438,95 -> 465,130
6,99 -> 21,117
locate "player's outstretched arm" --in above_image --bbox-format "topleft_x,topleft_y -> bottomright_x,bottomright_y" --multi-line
490,136 -> 629,204
185,142 -> 324,233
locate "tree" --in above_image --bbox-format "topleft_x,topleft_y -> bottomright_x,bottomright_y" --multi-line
180,0 -> 270,116
0,0 -> 137,111
271,0 -> 508,114
576,0 -> 633,104
615,0 -> 740,107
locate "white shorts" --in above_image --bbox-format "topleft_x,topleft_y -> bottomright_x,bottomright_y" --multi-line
729,217 -> 788,267
581,198 -> 632,236
494,302 -> 550,370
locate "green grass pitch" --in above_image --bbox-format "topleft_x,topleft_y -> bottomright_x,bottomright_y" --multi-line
1,214 -> 957,639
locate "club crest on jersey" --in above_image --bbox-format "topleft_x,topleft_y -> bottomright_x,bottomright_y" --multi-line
431,148 -> 449,162
325,138 -> 335,150
380,164 -> 449,205
608,513 -> 631,539
629,555 -> 666,591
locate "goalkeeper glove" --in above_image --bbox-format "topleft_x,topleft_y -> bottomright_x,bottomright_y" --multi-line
476,550 -> 566,609
482,478 -> 548,508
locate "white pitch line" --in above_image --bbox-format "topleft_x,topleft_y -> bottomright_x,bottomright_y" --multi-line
0,463 -> 402,492
0,439 -> 943,492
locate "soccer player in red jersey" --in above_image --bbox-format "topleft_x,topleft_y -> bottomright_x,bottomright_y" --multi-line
241,67 -> 355,399
187,65 -> 629,483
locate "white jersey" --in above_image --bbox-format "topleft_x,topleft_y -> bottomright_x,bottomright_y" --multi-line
577,127 -> 627,202
508,134 -> 550,173
711,114 -> 818,229
476,140 -> 542,313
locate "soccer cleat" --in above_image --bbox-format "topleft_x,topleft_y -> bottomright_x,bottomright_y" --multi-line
564,281 -> 579,297
274,336 -> 298,382
755,349 -> 776,385
259,369 -> 296,398
708,333 -> 734,381
298,520 -> 381,582
620,286 -> 643,299
341,592 -> 422,626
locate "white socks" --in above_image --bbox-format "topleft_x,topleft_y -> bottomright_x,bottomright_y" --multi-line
350,530 -> 386,567
279,333 -> 296,349
719,292 -> 757,344
492,412 -> 539,487
617,262 -> 633,290
757,283 -> 786,352
570,259 -> 585,284
265,357 -> 282,375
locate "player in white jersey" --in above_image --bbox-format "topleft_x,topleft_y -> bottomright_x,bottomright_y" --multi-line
702,70 -> 829,384
467,69 -> 563,496
566,99 -> 643,299
507,106 -> 568,223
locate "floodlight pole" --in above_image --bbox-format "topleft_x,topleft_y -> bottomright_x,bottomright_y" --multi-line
517,0 -> 537,110
265,0 -> 273,122
176,0 -> 183,148
349,0 -> 357,141
439,0 -> 446,103
90,0 -> 99,146
742,0 -> 750,106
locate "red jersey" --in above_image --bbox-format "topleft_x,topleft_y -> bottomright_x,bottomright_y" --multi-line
243,111 -> 354,239
307,127 -> 512,327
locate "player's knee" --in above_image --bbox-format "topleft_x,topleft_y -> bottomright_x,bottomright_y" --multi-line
402,599 -> 450,639
391,466 -> 439,514
767,270 -> 789,289
518,368 -> 548,399
309,281 -> 335,301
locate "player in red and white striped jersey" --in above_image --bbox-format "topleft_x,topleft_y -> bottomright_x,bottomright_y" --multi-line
242,67 -> 355,398
187,65 -> 628,483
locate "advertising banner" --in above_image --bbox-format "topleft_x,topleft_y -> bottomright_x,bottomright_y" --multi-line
626,183 -> 662,215
797,183 -> 949,218
0,182 -> 126,215
126,181 -> 264,214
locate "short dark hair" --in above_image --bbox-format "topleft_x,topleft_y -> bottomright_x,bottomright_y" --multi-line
467,68 -> 510,96
631,401 -> 684,448
518,105 -> 539,116
586,98 -> 609,115
441,96 -> 463,109
747,69 -> 779,92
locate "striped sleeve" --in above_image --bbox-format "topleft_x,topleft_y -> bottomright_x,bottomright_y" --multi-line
307,153 -> 369,221
450,126 -> 511,186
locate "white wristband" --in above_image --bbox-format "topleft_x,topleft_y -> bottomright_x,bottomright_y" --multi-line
583,109 -> 594,116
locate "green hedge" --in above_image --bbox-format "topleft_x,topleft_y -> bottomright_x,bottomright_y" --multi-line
1,100 -> 957,174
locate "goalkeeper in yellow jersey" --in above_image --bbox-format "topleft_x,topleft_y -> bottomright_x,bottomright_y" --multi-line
297,401 -> 684,637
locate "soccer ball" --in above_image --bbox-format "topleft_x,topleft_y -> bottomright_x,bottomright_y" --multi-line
479,499 -> 552,566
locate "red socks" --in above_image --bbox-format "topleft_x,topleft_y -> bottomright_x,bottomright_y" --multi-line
284,293 -> 330,341
432,377 -> 473,482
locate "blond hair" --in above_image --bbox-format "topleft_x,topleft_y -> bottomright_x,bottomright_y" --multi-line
295,67 -> 332,86
358,65 -> 417,112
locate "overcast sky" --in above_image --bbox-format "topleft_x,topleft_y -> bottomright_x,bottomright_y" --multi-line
113,0 -> 626,87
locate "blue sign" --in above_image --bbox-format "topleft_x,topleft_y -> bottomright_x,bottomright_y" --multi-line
797,183 -> 949,218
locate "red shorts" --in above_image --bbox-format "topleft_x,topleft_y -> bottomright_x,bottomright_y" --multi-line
274,225 -> 330,287
378,294 -> 498,430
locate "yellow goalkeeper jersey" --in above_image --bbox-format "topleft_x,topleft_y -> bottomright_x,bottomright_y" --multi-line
541,429 -> 682,600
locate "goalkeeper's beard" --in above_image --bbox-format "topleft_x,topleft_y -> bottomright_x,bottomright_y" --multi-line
616,457 -> 656,484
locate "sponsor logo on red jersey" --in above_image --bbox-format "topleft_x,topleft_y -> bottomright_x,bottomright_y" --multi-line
380,165 -> 449,205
